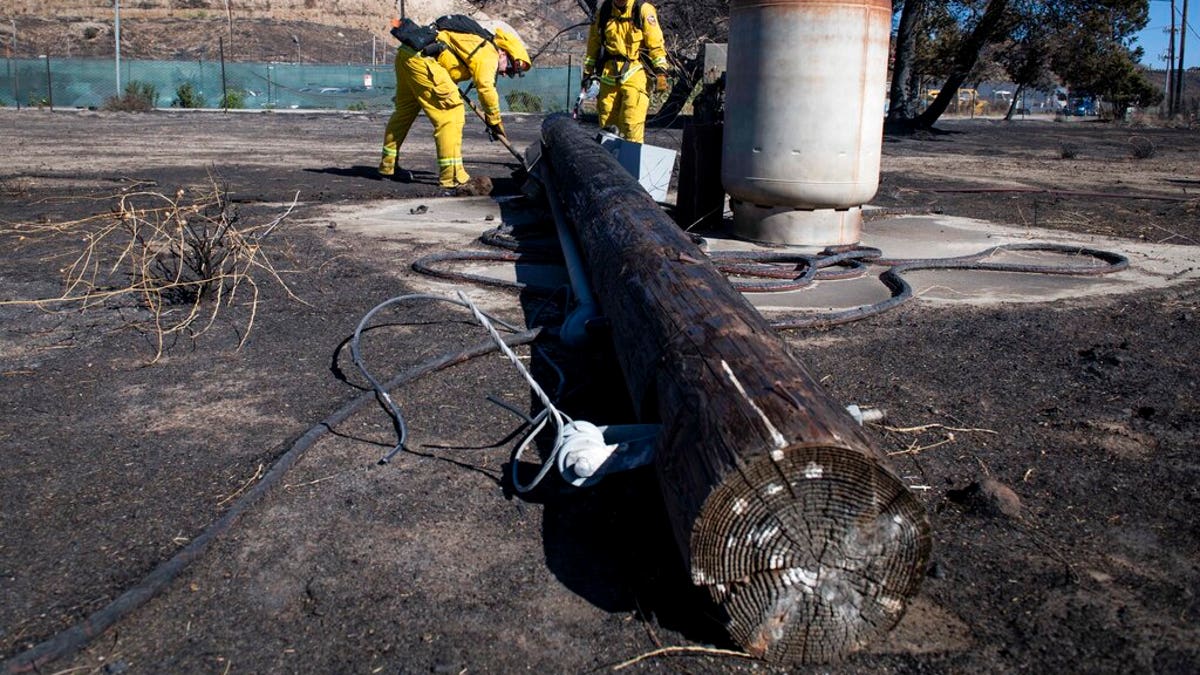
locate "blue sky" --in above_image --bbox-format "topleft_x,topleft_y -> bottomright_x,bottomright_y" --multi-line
1135,0 -> 1199,69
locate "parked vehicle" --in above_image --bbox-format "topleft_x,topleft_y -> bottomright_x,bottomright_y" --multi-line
1067,95 -> 1097,116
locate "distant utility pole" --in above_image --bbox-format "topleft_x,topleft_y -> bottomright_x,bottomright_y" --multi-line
1176,0 -> 1189,116
9,19 -> 18,110
1168,0 -> 1177,116
114,0 -> 121,92
223,0 -> 233,58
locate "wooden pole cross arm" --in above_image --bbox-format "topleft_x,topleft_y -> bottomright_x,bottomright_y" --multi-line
539,114 -> 931,665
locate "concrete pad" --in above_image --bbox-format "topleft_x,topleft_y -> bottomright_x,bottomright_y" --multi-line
704,214 -> 1200,312
317,198 -> 1200,313
324,196 -> 507,243
314,196 -> 567,313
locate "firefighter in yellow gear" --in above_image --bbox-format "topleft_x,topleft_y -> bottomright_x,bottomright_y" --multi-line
379,24 -> 532,188
582,0 -> 670,144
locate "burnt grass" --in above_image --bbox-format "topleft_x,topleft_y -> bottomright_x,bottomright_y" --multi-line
1,110 -> 1199,673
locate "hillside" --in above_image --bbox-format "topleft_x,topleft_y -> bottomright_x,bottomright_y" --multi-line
3,0 -> 590,65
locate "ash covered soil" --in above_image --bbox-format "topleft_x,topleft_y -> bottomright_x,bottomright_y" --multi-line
1,108 -> 1199,673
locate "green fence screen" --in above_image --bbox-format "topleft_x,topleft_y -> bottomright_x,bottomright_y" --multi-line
1,57 -> 582,113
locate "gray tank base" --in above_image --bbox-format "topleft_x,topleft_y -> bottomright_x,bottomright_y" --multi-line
730,200 -> 863,247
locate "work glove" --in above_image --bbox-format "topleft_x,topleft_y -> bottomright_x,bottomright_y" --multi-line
486,121 -> 506,141
655,73 -> 669,93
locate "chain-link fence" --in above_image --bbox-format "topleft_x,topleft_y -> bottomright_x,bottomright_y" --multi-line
0,55 -> 583,113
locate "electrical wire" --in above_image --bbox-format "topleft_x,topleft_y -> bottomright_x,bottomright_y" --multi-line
454,291 -> 576,493
1,326 -> 541,675
350,293 -> 524,464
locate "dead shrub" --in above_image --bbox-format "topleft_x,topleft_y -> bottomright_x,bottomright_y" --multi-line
1059,142 -> 1080,159
1128,135 -> 1156,159
0,177 -> 302,361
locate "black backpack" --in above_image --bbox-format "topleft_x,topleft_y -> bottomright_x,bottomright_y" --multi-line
433,14 -> 498,63
390,17 -> 444,56
433,14 -> 495,43
596,0 -> 644,31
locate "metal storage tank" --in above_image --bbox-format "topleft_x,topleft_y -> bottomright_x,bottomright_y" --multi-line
722,0 -> 893,246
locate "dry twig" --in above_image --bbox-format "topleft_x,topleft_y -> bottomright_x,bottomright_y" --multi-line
883,422 -> 998,457
609,645 -> 753,671
0,177 -> 303,362
216,463 -> 265,507
883,423 -> 998,435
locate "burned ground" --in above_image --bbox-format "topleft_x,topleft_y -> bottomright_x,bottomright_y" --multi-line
1,109 -> 1198,673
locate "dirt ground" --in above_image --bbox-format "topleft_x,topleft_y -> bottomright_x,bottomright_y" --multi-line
1,108 -> 1199,674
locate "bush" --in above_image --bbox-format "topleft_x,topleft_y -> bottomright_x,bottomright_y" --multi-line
346,100 -> 368,112
219,89 -> 246,109
505,91 -> 542,113
172,82 -> 205,109
1128,135 -> 1155,159
103,81 -> 158,112
1059,142 -> 1079,159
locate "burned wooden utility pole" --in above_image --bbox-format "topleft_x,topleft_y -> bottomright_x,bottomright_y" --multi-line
540,114 -> 930,664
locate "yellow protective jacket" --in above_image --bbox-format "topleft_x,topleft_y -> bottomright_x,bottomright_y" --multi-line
433,30 -> 503,125
584,1 -> 668,86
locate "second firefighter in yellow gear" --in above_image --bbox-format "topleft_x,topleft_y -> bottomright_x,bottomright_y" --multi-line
583,0 -> 669,144
379,24 -> 531,188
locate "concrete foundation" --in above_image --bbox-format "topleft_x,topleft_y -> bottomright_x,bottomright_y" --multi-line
730,200 -> 863,247
314,198 -> 1200,313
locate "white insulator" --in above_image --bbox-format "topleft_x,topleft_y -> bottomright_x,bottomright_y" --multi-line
846,404 -> 886,425
559,420 -> 618,479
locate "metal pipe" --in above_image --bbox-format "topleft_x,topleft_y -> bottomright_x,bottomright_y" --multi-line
534,160 -> 600,346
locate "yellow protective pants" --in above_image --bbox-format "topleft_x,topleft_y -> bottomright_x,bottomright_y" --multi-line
380,50 -> 469,188
596,68 -> 649,144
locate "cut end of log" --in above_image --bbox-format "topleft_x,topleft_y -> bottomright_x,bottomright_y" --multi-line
690,445 -> 931,664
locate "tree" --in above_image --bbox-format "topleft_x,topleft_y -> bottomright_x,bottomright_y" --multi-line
887,0 -> 1155,127
887,0 -> 1016,129
996,0 -> 1059,119
888,0 -> 927,121
646,0 -> 729,124
1050,0 -> 1157,119
912,0 -> 1013,128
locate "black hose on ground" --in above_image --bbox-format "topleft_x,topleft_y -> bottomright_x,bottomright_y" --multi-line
349,293 -> 526,464
410,234 -> 1130,330
1,327 -> 542,675
768,243 -> 1129,329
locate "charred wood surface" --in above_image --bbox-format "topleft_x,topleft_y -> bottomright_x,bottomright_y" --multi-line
540,114 -> 930,664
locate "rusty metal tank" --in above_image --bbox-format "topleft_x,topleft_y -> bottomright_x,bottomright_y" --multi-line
722,0 -> 893,246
